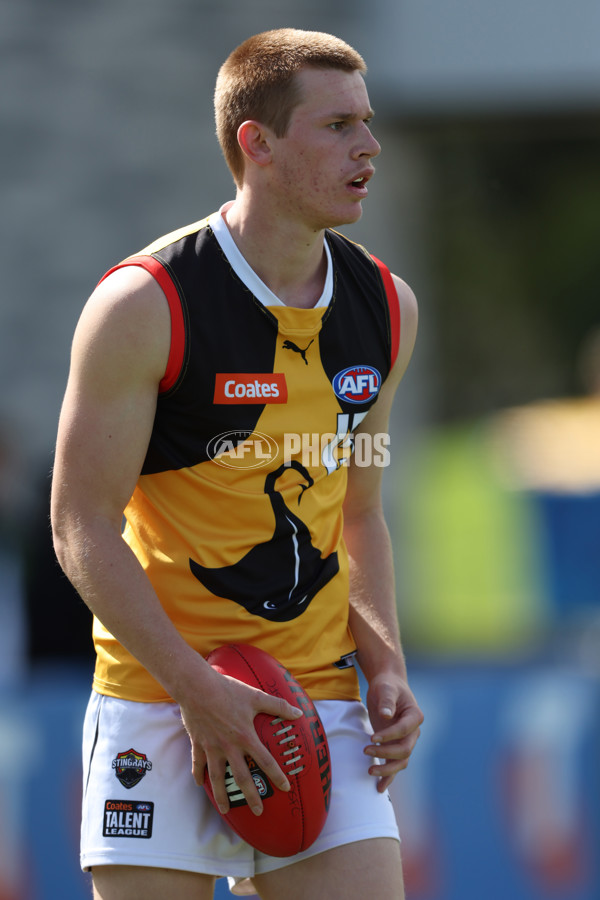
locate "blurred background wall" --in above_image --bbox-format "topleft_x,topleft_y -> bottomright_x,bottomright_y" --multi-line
1,1 -> 599,898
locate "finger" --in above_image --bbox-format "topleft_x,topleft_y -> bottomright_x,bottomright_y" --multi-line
376,695 -> 397,720
368,755 -> 410,778
376,772 -> 397,794
253,691 -> 304,725
365,723 -> 421,778
247,732 -> 292,795
205,756 -> 231,815
369,681 -> 402,721
207,749 -> 268,817
213,726 -> 293,811
226,754 -> 265,816
365,726 -> 421,764
369,721 -> 422,748
191,747 -> 208,787
367,755 -> 411,795
372,707 -> 424,744
364,744 -> 412,772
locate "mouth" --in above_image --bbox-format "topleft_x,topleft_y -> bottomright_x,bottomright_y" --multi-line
347,170 -> 374,196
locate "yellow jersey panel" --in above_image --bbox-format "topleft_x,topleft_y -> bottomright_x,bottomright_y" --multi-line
91,217 -> 398,702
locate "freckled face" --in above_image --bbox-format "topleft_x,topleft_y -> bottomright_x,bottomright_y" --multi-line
269,67 -> 381,231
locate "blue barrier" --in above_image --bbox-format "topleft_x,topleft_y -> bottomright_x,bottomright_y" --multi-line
0,663 -> 597,900
390,663 -> 600,900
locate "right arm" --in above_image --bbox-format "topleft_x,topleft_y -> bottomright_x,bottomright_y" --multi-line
51,266 -> 301,814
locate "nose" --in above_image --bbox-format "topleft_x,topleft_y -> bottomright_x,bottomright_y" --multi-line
355,121 -> 381,160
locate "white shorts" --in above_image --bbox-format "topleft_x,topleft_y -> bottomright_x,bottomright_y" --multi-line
81,691 -> 399,892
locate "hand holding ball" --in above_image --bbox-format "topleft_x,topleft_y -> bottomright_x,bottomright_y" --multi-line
204,644 -> 331,857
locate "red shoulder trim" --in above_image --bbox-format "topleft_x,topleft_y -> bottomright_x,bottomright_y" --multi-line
370,255 -> 400,369
99,255 -> 185,394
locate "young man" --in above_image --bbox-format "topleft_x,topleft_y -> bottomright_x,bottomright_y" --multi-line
51,28 -> 423,900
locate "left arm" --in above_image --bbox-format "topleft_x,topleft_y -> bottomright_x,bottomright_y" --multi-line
343,274 -> 423,792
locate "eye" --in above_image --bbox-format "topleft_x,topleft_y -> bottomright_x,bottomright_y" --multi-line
328,121 -> 347,132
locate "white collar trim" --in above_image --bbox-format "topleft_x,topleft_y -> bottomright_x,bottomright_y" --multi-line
209,204 -> 333,309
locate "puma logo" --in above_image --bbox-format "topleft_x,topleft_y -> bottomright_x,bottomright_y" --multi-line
283,339 -> 314,365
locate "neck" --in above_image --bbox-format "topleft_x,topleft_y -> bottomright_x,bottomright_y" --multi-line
222,194 -> 328,309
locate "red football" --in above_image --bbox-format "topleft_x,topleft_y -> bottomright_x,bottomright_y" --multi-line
204,643 -> 331,857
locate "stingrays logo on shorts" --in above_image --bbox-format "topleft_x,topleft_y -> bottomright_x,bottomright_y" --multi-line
333,365 -> 381,404
112,748 -> 153,789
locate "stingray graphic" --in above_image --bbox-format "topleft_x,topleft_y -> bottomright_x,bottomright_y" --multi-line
189,460 -> 339,621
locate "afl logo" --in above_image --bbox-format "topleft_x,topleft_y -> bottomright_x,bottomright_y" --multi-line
252,771 -> 270,798
207,430 -> 279,469
333,365 -> 381,404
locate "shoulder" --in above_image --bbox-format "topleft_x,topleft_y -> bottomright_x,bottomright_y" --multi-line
393,274 -> 418,345
81,264 -> 170,342
327,231 -> 417,322
387,273 -> 418,388
72,263 -> 171,389
327,232 -> 419,380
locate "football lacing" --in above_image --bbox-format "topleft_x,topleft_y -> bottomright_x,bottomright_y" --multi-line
271,717 -> 305,775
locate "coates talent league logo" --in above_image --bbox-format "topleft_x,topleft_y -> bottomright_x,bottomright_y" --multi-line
112,748 -> 153,789
333,365 -> 381,404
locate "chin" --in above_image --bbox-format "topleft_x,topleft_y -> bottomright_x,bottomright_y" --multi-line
321,204 -> 364,231
341,200 -> 364,224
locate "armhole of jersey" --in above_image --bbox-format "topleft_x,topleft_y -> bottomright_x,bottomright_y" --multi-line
98,255 -> 185,394
370,255 -> 400,368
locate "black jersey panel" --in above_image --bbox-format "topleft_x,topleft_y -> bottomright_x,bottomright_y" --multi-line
318,231 -> 392,416
140,225 -> 394,475
142,228 -> 279,474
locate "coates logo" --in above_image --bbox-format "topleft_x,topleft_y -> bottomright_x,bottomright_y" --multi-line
214,373 -> 287,404
207,430 -> 279,469
332,365 -> 382,404
112,748 -> 153,789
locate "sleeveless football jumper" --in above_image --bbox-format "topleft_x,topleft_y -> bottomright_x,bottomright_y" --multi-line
92,208 -> 400,703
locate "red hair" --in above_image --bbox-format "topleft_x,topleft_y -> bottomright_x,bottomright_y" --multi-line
214,29 -> 366,186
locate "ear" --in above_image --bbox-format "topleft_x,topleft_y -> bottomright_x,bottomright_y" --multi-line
237,120 -> 273,169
